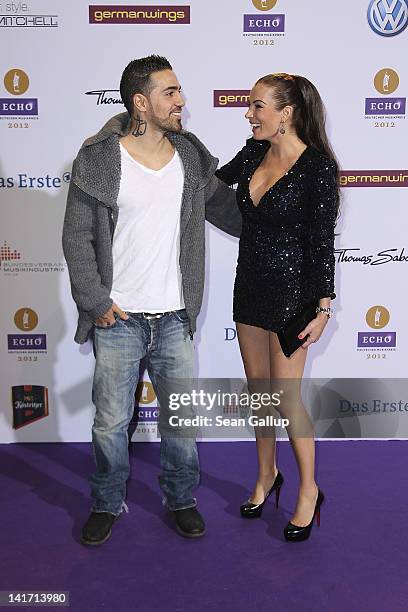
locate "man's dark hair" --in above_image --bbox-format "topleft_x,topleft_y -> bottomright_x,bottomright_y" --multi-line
120,55 -> 173,116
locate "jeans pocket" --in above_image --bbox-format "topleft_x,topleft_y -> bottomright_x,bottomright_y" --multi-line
94,312 -> 121,329
170,309 -> 190,324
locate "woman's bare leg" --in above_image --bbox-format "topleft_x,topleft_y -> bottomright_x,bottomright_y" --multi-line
268,333 -> 318,526
236,322 -> 278,504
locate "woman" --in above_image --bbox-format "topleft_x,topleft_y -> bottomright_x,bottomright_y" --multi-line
216,73 -> 339,542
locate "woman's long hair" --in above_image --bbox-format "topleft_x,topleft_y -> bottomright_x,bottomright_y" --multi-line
256,73 -> 340,214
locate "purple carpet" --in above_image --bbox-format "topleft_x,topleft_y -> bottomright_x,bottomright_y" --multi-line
0,441 -> 406,611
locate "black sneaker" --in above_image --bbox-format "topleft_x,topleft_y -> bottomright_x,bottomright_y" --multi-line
81,511 -> 120,546
173,507 -> 206,538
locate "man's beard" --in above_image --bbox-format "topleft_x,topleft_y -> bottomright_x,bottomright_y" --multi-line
149,109 -> 182,133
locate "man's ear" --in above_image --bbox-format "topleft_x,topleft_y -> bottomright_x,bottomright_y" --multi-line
133,92 -> 148,114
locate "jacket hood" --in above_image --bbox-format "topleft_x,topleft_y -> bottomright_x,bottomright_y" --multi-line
72,112 -> 219,205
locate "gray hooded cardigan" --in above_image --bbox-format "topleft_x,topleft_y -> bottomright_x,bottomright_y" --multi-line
62,112 -> 241,344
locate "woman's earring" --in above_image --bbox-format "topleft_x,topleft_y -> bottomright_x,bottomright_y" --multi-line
279,121 -> 286,134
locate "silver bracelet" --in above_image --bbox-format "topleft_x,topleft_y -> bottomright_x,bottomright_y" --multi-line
316,306 -> 334,318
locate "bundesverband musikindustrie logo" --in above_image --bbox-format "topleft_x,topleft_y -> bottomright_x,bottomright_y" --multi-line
0,241 -> 66,276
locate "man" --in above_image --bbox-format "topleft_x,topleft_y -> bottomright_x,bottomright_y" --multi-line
62,55 -> 241,545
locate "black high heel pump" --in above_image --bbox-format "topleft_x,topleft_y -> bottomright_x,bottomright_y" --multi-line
284,488 -> 324,542
240,471 -> 284,518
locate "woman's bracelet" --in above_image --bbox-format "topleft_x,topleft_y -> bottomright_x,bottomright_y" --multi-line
316,306 -> 334,318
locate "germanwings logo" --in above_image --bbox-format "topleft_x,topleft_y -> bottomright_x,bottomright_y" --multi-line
368,0 -> 408,36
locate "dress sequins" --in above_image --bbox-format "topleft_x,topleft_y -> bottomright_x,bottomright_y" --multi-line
216,140 -> 337,332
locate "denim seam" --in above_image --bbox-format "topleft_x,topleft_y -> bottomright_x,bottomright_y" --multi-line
163,496 -> 197,512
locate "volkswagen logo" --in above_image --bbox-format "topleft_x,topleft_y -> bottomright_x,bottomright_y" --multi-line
368,0 -> 408,36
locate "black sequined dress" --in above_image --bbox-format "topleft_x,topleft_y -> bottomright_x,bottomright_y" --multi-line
216,140 -> 337,332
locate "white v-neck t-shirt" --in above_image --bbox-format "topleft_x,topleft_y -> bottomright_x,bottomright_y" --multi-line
110,143 -> 185,313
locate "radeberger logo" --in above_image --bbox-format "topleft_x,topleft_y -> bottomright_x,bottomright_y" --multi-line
89,5 -> 190,24
14,308 -> 38,332
12,385 -> 49,429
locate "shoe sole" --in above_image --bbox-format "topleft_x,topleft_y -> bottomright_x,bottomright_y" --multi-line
175,524 -> 206,539
284,533 -> 310,543
80,528 -> 112,546
240,512 -> 262,519
80,514 -> 121,546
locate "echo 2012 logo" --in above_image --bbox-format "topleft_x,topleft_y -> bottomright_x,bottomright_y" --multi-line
365,68 -> 406,124
0,69 -> 38,121
357,305 -> 397,358
243,0 -> 285,45
135,381 -> 159,424
8,308 -> 47,354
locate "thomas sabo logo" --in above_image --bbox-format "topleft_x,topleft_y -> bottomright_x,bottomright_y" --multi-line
335,246 -> 408,264
85,88 -> 123,107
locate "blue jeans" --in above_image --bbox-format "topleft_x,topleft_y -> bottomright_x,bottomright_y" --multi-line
90,310 -> 199,515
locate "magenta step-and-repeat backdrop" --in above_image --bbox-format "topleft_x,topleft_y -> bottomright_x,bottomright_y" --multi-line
1,0 -> 407,442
